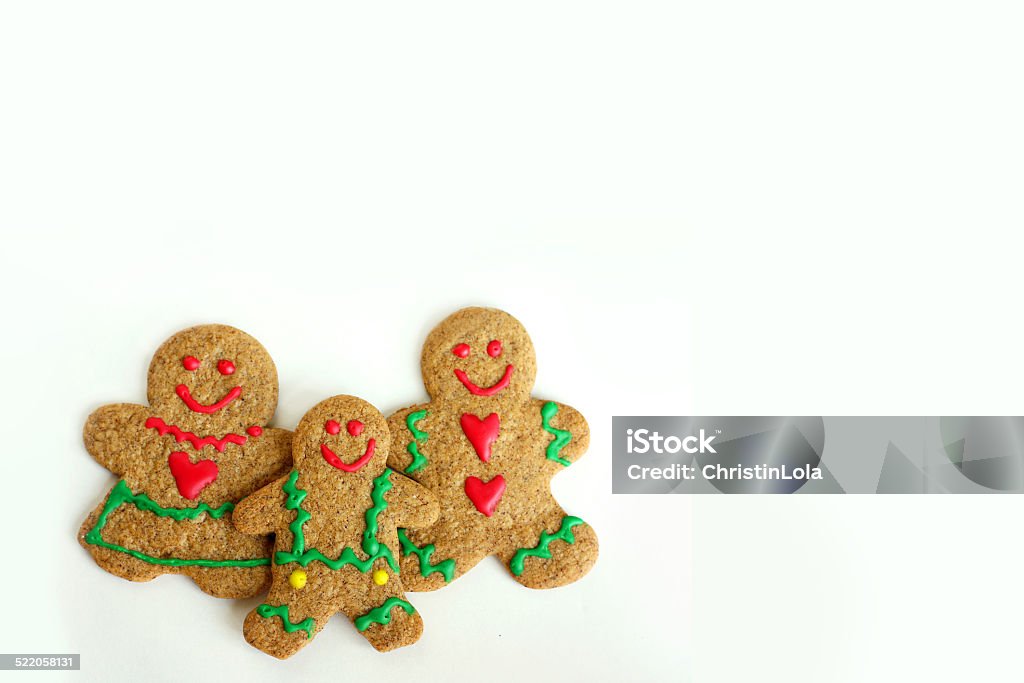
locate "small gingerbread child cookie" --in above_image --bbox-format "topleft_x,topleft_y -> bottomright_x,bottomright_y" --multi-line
78,324 -> 293,598
234,395 -> 438,658
387,307 -> 597,592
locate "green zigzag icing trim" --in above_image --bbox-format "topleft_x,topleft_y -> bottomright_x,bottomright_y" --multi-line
274,469 -> 398,572
280,470 -> 311,555
406,441 -> 427,474
397,528 -> 456,583
256,604 -> 315,639
541,401 -> 572,467
83,480 -> 269,568
361,468 -> 393,558
404,409 -> 429,474
509,516 -> 585,576
354,597 -> 415,632
406,410 -> 428,441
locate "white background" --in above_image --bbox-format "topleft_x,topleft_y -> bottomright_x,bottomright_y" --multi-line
1,2 -> 1022,682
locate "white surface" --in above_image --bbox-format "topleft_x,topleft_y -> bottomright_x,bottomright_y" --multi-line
1,1 -> 1022,682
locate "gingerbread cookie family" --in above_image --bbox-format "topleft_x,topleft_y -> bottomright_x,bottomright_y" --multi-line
387,307 -> 598,592
80,309 -> 596,655
79,324 -> 293,598
234,395 -> 438,658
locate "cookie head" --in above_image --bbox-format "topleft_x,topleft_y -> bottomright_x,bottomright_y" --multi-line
147,324 -> 278,431
421,307 -> 537,403
293,395 -> 389,477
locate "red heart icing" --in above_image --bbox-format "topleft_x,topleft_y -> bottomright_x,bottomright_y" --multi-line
460,412 -> 500,463
167,451 -> 219,500
464,475 -> 506,516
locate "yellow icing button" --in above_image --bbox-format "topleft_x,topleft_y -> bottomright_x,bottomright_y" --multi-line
372,569 -> 389,586
289,569 -> 307,590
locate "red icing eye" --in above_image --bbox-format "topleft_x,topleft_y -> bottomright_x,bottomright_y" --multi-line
347,420 -> 364,436
182,356 -> 200,371
487,340 -> 503,358
325,420 -> 341,435
452,343 -> 470,358
217,359 -> 236,375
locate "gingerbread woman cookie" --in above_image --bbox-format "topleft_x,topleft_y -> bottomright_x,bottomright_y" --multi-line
78,324 -> 293,598
387,307 -> 597,592
234,395 -> 438,658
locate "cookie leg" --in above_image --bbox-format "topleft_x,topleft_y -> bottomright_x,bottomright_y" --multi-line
78,507 -> 166,583
184,564 -> 271,599
497,504 -> 598,590
182,517 -> 274,598
243,567 -> 337,659
343,571 -> 423,652
396,526 -> 490,592
244,604 -> 326,660
79,542 -> 167,583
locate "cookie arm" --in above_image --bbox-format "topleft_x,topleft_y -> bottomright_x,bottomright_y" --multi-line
535,399 -> 590,467
82,403 -> 155,477
240,427 -> 295,485
385,403 -> 431,476
386,472 -> 439,529
232,475 -> 292,536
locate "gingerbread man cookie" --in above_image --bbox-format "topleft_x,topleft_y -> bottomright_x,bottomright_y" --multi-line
78,324 -> 293,598
387,307 -> 597,592
234,395 -> 438,658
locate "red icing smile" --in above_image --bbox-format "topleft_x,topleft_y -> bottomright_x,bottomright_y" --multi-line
453,365 -> 514,397
175,384 -> 242,414
321,438 -> 376,472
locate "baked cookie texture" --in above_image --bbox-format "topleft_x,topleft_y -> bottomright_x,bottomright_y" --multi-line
78,324 -> 293,598
387,307 -> 598,592
234,395 -> 438,659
